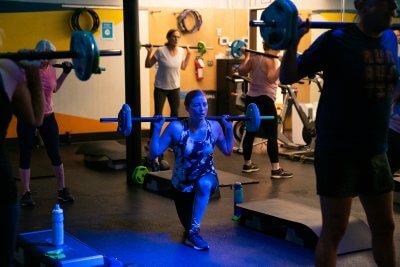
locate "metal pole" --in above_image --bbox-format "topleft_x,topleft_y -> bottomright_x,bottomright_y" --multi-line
123,0 -> 141,184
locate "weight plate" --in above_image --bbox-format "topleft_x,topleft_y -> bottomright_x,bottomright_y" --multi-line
231,39 -> 246,58
259,0 -> 298,50
245,103 -> 261,133
70,31 -> 95,81
118,104 -> 132,136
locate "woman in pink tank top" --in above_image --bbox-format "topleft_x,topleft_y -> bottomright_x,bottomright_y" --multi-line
238,42 -> 293,179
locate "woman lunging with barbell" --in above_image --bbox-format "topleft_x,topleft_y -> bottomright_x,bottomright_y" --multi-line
149,89 -> 233,250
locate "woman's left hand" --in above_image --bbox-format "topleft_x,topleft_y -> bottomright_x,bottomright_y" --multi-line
185,46 -> 191,54
152,115 -> 165,132
61,61 -> 73,74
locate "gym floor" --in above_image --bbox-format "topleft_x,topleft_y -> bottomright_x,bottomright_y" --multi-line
7,138 -> 400,266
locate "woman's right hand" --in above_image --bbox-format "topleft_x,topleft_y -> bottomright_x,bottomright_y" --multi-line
220,115 -> 233,131
145,44 -> 153,53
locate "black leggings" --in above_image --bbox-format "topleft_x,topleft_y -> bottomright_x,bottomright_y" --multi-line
172,175 -> 218,231
17,113 -> 62,169
243,95 -> 279,163
154,87 -> 180,117
150,87 -> 180,137
173,187 -> 195,231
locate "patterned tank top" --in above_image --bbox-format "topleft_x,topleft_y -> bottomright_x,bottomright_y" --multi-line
171,119 -> 217,192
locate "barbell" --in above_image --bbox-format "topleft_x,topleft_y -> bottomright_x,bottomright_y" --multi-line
0,31 -> 122,81
53,63 -> 106,74
250,0 -> 400,50
100,103 -> 274,137
230,39 -> 279,59
141,41 -> 212,56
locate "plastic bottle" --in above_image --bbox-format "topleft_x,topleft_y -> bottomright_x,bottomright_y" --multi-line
232,182 -> 243,221
52,204 -> 64,247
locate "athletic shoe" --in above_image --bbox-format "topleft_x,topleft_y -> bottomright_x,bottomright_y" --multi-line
20,191 -> 35,207
271,168 -> 293,179
242,163 -> 260,173
58,188 -> 75,202
185,232 -> 210,250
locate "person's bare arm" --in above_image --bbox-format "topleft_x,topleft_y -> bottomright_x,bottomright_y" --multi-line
145,45 -> 157,68
12,61 -> 44,126
55,61 -> 72,92
280,19 -> 310,85
149,118 -> 181,160
238,51 -> 252,76
214,118 -> 233,156
181,46 -> 191,70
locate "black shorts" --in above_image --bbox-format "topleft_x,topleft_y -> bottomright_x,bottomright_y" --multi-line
314,149 -> 393,197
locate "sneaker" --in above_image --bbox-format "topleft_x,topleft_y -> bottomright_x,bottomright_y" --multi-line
58,188 -> 75,202
271,168 -> 293,179
185,232 -> 210,250
242,163 -> 260,173
20,191 -> 35,207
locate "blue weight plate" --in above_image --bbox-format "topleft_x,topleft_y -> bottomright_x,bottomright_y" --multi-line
245,103 -> 261,133
118,104 -> 132,136
260,0 -> 298,50
70,31 -> 95,81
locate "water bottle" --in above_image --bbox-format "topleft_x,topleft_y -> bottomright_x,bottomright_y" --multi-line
232,182 -> 243,221
52,204 -> 64,247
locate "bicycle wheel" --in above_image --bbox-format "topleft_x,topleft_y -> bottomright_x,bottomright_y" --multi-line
233,121 -> 245,142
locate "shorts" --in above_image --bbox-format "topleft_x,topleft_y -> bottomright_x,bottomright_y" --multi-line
314,148 -> 393,197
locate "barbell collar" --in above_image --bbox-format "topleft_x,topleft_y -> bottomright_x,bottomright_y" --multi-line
0,49 -> 122,61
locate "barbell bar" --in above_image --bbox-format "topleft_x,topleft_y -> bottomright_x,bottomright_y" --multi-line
53,63 -> 106,74
249,0 -> 400,50
230,39 -> 279,59
141,41 -> 212,56
0,31 -> 122,81
100,103 -> 274,137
